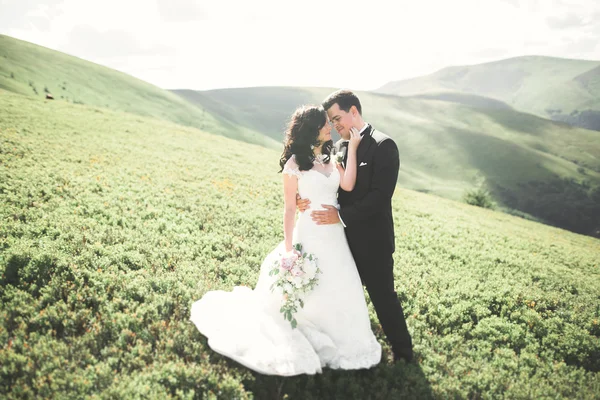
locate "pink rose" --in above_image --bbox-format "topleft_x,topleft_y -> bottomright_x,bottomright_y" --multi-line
280,253 -> 298,271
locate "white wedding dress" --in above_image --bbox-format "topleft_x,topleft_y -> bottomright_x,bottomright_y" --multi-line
190,156 -> 381,376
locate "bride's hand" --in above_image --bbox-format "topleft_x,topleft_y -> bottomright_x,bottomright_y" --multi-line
348,127 -> 361,151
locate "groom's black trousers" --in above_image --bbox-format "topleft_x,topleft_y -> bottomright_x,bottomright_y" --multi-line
354,253 -> 413,360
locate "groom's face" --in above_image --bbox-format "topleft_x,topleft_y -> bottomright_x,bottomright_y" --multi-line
326,103 -> 355,140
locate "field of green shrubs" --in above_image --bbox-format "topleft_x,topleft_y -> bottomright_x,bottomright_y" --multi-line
1,91 -> 599,399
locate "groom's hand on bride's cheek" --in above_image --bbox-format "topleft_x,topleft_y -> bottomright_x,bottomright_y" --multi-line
296,194 -> 311,213
311,205 -> 340,225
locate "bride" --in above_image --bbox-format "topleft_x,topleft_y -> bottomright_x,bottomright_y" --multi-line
190,105 -> 381,376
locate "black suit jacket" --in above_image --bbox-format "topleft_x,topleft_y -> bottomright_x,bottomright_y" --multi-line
336,126 -> 399,258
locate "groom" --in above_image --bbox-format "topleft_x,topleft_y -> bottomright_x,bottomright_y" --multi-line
299,89 -> 414,363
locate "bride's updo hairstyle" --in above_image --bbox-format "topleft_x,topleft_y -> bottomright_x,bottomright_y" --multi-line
279,105 -> 333,172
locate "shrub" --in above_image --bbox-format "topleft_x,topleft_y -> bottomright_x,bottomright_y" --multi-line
464,187 -> 494,209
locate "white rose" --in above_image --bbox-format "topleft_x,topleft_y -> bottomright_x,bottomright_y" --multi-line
292,276 -> 303,288
304,262 -> 316,279
284,283 -> 293,293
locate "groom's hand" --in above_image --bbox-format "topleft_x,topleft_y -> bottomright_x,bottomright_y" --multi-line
311,205 -> 340,225
297,194 -> 311,213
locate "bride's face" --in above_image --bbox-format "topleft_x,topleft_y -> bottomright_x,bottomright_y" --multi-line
317,117 -> 332,144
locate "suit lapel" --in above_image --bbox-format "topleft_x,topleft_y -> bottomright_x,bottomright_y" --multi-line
356,134 -> 373,164
339,125 -> 374,168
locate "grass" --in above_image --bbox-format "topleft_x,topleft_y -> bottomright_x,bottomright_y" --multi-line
1,89 -> 599,399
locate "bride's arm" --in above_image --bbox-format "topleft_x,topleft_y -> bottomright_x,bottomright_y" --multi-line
283,173 -> 299,252
337,157 -> 356,192
337,128 -> 361,191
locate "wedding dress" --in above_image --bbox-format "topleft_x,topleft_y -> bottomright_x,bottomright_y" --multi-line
190,156 -> 381,376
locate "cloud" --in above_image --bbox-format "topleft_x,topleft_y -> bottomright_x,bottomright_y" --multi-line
155,0 -> 343,22
469,48 -> 511,60
0,0 -> 63,31
2,0 -> 599,90
567,37 -> 599,54
552,34 -> 600,59
64,26 -> 142,58
496,0 -> 520,6
156,0 -> 206,22
63,25 -> 174,59
546,13 -> 584,30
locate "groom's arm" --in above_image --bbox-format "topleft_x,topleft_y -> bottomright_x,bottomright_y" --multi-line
338,139 -> 399,226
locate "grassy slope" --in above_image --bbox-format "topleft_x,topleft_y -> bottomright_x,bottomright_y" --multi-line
410,92 -> 513,110
0,35 -> 278,149
173,87 -> 600,223
173,87 -> 317,143
3,32 -> 596,231
1,89 -> 599,399
376,55 -> 600,120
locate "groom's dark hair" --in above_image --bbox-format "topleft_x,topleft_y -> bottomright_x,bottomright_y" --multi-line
322,89 -> 362,115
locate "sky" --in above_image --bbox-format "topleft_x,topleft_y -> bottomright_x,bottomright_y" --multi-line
1,0 -> 599,91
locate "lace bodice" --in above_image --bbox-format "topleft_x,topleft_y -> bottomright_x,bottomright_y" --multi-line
282,155 -> 340,210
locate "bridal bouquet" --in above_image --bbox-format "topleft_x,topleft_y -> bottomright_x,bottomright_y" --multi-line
269,243 -> 321,329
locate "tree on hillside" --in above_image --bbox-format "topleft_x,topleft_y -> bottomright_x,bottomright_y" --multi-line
464,177 -> 495,209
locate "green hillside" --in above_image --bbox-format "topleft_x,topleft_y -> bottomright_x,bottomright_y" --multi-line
0,35 -> 277,148
2,89 -> 599,399
376,56 -> 600,131
173,87 -> 317,143
2,87 -> 600,398
174,87 -> 600,237
2,33 -> 597,235
411,92 -> 513,110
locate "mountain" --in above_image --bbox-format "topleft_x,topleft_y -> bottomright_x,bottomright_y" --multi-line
0,34 -> 278,148
376,56 -> 600,131
174,86 -> 600,237
2,34 -> 598,236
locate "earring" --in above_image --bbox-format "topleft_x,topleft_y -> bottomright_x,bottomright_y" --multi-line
310,145 -> 315,150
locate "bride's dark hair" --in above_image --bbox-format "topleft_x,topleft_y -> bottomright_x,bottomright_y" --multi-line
279,105 -> 333,172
